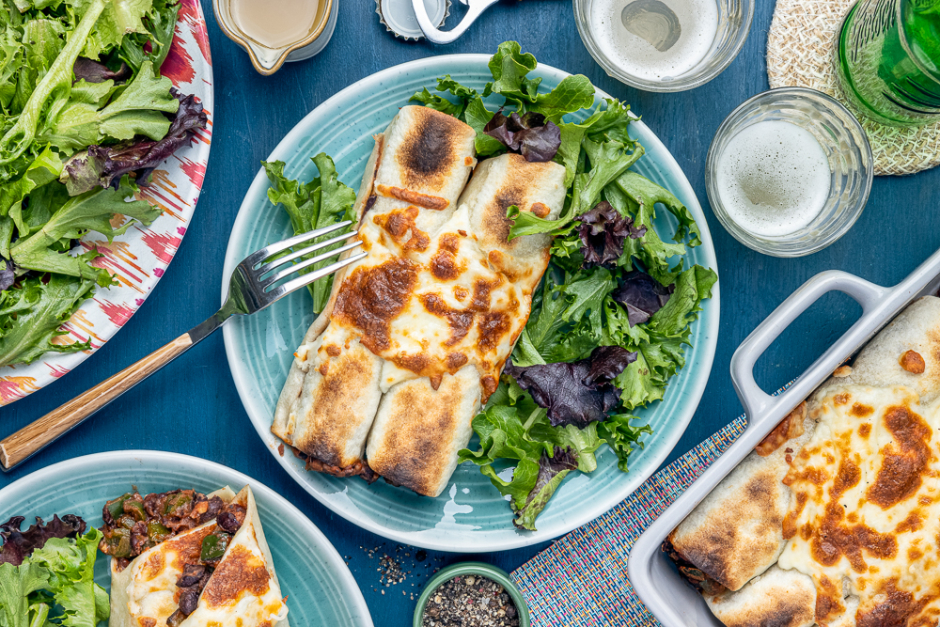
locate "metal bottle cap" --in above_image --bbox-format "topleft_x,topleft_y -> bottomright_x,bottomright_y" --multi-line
377,0 -> 450,41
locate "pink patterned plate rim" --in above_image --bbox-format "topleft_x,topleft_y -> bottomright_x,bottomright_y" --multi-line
0,0 -> 214,406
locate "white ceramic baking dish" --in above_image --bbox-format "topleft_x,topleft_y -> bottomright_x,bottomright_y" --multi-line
628,246 -> 940,626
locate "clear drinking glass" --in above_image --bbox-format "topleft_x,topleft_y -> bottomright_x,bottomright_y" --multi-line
705,87 -> 874,257
572,0 -> 754,92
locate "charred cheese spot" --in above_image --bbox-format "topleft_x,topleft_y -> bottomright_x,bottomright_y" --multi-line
201,545 -> 271,608
332,258 -> 418,354
855,580 -> 933,627
815,575 -> 845,623
900,349 -> 927,374
866,406 -> 933,509
471,278 -> 500,312
398,107 -> 467,191
852,403 -> 874,417
476,312 -> 510,353
808,460 -> 898,571
481,375 -> 498,400
896,510 -> 924,534
834,393 -> 851,405
783,491 -> 808,540
375,184 -> 449,211
391,353 -> 431,377
756,402 -> 806,457
430,250 -> 461,281
325,344 -> 341,357
142,526 -> 214,581
140,619 -> 156,627
447,353 -> 468,370
859,423 -> 872,438
453,286 -> 468,301
420,294 -> 474,348
373,207 -> 431,252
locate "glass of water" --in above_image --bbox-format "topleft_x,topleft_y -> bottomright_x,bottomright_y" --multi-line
572,0 -> 754,92
705,88 -> 874,257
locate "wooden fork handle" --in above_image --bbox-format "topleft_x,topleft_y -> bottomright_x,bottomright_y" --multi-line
0,333 -> 195,471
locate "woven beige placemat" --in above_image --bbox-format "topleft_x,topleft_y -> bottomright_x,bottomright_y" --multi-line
767,0 -> 940,175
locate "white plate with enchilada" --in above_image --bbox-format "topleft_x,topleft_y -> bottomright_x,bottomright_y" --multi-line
222,45 -> 720,551
0,451 -> 372,627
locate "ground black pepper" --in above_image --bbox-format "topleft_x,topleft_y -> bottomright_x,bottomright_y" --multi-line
422,575 -> 520,627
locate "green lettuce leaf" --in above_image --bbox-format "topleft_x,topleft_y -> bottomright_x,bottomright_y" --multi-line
0,146 -> 63,217
0,0 -> 107,172
40,60 -> 177,151
0,559 -> 50,627
507,138 -> 643,239
614,265 -> 716,409
263,154 -> 356,313
67,0 -> 153,60
598,413 -> 653,472
459,379 -> 606,530
118,0 -> 181,73
0,273 -> 95,366
28,528 -> 108,626
10,177 -> 161,282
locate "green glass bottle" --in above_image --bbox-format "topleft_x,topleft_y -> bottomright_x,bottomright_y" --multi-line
836,0 -> 940,127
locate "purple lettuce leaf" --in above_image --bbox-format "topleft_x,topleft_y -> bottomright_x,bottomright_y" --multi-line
611,270 -> 674,326
505,345 -> 637,427
61,90 -> 208,196
577,201 -> 646,269
0,259 -> 14,291
0,514 -> 87,566
483,110 -> 561,162
73,57 -> 132,84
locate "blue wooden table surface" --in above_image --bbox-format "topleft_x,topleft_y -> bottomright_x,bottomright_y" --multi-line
4,0 -> 940,624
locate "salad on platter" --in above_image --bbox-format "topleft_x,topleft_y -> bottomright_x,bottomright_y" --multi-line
0,0 -> 207,368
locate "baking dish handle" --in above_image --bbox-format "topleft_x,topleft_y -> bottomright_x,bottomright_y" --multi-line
731,270 -> 887,427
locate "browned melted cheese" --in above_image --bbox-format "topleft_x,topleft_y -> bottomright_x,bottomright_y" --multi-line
778,385 -> 940,626
756,402 -> 807,457
141,525 -> 215,581
331,258 -> 418,354
326,220 -> 530,401
201,544 -> 271,608
376,184 -> 448,211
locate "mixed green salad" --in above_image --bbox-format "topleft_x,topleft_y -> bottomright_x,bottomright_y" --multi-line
0,514 -> 108,626
269,42 -> 716,530
0,0 -> 207,367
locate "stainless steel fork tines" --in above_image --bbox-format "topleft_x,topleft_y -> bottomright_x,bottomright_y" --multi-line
0,221 -> 366,471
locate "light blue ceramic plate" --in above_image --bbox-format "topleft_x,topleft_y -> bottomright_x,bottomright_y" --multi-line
222,55 -> 720,552
0,451 -> 373,627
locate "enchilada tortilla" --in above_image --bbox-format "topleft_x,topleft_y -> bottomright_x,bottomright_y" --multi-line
674,296 -> 940,627
667,406 -> 816,591
109,486 -> 288,627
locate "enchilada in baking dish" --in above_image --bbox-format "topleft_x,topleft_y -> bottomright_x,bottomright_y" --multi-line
668,296 -> 940,627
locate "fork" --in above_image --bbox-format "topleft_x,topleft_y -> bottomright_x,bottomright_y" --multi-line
0,221 -> 366,471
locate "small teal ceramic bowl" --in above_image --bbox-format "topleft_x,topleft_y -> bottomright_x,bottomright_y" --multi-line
413,562 -> 530,627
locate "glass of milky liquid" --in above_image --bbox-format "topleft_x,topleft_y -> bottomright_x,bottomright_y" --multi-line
705,87 -> 873,257
574,0 -> 754,91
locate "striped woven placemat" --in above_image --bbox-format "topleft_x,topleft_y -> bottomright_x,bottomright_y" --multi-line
510,414 -> 749,627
